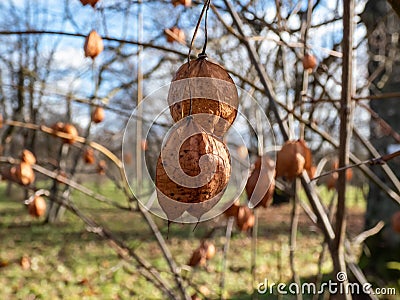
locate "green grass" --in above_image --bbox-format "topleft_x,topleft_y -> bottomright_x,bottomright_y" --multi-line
0,181 -> 373,299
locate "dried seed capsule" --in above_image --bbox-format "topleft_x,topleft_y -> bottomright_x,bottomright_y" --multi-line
21,149 -> 36,165
276,140 -> 312,180
28,196 -> 46,217
84,30 -> 104,59
92,106 -> 104,124
156,119 -> 231,221
246,155 -> 275,209
168,56 -> 238,137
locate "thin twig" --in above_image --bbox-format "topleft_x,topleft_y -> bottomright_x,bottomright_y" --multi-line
220,217 -> 234,300
352,221 -> 385,246
332,1 -> 354,297
311,150 -> 400,182
251,209 -> 258,300
290,180 -> 302,300
187,0 -> 212,62
0,157 -> 130,210
0,30 -> 188,57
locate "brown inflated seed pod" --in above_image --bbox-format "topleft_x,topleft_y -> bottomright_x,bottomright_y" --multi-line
156,125 -> 231,220
83,148 -> 95,164
246,155 -> 275,209
15,162 -> 35,185
92,106 -> 104,124
28,196 -> 46,218
302,53 -> 317,72
84,30 -> 104,59
236,206 -> 255,232
80,0 -> 100,8
276,140 -> 312,180
21,149 -> 36,165
168,56 -> 239,137
62,123 -> 78,144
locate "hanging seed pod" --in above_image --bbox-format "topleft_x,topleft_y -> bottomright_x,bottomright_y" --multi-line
83,148 -> 95,164
158,195 -> 187,222
391,211 -> 400,233
51,122 -> 64,135
201,241 -> 216,260
165,27 -> 185,44
21,149 -> 36,165
168,56 -> 239,137
84,30 -> 104,59
156,120 -> 231,221
172,0 -> 191,7
92,106 -> 105,124
62,123 -> 78,144
224,199 -> 240,218
302,53 -> 317,72
0,113 -> 3,128
246,155 -> 275,209
326,159 -> 353,190
236,205 -> 255,232
51,122 -> 78,144
80,0 -> 100,8
97,160 -> 107,175
156,134 -> 230,211
15,162 -> 35,185
188,247 -> 207,267
186,199 -> 219,220
28,196 -> 46,218
275,140 -> 312,180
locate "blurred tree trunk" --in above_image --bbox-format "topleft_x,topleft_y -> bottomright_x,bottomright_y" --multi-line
361,0 -> 400,281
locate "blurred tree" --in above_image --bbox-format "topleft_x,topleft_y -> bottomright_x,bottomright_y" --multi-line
362,0 -> 400,282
